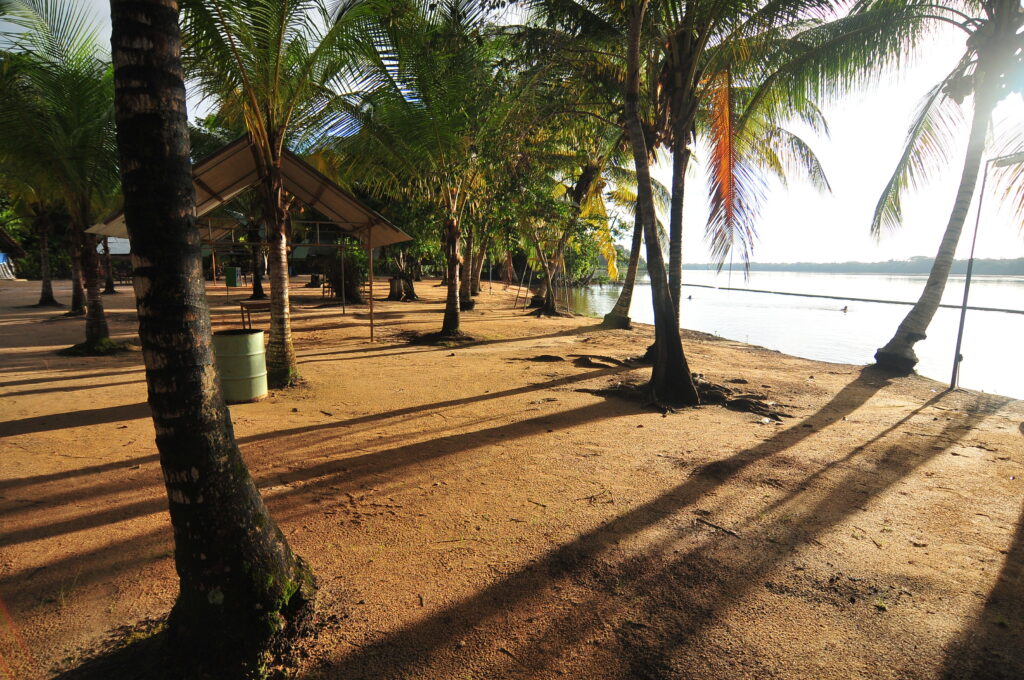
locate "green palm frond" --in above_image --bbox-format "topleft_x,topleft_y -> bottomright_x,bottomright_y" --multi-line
0,0 -> 118,226
870,59 -> 968,236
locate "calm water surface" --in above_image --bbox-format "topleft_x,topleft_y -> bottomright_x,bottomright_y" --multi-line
568,271 -> 1024,399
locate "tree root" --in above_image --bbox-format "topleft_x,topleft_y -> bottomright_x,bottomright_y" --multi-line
57,338 -> 132,356
401,330 -> 479,346
527,307 -> 572,318
576,375 -> 793,419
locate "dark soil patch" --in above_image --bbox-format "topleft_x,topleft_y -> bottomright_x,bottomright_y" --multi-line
56,338 -> 136,357
399,330 -> 480,346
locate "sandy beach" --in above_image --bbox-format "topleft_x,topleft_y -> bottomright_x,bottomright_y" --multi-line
1,276 -> 1021,679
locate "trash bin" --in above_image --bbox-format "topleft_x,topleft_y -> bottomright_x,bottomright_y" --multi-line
224,266 -> 241,287
212,329 -> 268,403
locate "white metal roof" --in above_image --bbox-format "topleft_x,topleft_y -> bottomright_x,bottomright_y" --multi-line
89,137 -> 410,249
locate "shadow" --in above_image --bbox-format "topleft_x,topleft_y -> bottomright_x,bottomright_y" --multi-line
0,366 -> 142,386
0,403 -> 150,438
237,364 -> 630,445
0,453 -> 160,492
0,383 -> 624,548
1,378 -> 144,398
0,400 -> 620,607
941,497 -> 1024,679
307,377 -> 1008,679
296,324 -> 607,365
53,626 -> 173,680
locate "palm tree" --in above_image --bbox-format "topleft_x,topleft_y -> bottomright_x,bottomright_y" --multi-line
109,0 -> 315,673
2,188 -> 64,307
646,0 -> 845,322
325,0 -> 554,337
0,0 -> 118,349
870,0 -> 1023,372
602,210 -> 644,327
622,0 -> 701,404
181,0 -> 376,386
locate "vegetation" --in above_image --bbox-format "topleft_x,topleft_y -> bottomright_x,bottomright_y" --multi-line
0,0 -> 119,346
868,0 -> 1023,372
109,0 -> 315,674
0,0 -> 1021,674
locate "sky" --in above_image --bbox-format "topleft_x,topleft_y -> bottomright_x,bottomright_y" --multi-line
33,1 -> 1024,264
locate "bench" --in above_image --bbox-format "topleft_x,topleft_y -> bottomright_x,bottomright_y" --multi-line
238,300 -> 272,329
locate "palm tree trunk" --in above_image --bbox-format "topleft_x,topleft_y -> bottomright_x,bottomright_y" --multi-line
441,217 -> 462,336
460,223 -> 475,310
263,164 -> 299,387
79,228 -> 109,346
35,211 -> 60,307
109,2 -> 316,673
874,82 -> 998,373
69,228 -> 86,314
102,237 -> 117,294
668,141 -> 691,322
603,210 -> 643,328
470,234 -> 490,296
623,1 -> 699,406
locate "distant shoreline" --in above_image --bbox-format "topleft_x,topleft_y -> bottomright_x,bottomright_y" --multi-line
678,257 -> 1024,276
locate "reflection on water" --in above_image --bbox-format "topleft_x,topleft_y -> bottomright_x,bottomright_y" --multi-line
568,271 -> 1024,399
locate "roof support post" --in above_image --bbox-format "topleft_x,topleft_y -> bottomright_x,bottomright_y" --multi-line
367,239 -> 374,342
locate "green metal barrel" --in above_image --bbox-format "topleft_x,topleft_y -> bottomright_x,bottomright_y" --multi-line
224,266 -> 240,287
212,329 -> 268,403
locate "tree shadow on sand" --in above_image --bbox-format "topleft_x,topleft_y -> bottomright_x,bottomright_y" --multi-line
941,497 -> 1024,680
296,372 -> 1011,679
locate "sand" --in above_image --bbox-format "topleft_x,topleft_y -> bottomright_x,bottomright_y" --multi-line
1,276 -> 1022,679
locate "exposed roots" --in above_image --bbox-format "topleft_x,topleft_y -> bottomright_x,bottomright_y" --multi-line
527,307 -> 572,318
57,338 -> 132,356
400,330 -> 479,346
577,374 -> 793,420
600,312 -> 631,329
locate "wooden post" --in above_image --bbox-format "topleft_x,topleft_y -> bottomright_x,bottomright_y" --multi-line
340,239 -> 346,316
367,237 -> 375,342
209,221 -> 218,282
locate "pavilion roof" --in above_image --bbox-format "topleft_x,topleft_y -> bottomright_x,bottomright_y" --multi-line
88,137 -> 410,249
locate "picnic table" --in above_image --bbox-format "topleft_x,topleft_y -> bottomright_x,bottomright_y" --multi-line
238,299 -> 272,329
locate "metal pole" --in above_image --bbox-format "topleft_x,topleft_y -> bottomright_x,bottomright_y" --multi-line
950,161 -> 990,389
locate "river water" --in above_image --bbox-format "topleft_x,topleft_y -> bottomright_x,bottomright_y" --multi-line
567,270 -> 1024,400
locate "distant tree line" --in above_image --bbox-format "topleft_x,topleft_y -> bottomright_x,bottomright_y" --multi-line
681,256 -> 1024,276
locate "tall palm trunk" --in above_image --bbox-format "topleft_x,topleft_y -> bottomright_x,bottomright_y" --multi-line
603,210 -> 643,328
874,80 -> 998,373
668,141 -> 691,321
666,37 -> 697,323
624,1 -> 699,406
68,228 -> 85,314
109,1 -> 316,673
102,237 -> 117,294
470,234 -> 490,296
263,163 -> 298,387
460,223 -> 475,310
441,217 -> 462,335
79,228 -> 109,346
35,210 -> 60,307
